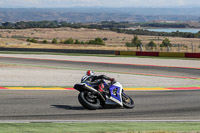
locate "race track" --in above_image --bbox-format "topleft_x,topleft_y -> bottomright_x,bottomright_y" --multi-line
0,54 -> 200,121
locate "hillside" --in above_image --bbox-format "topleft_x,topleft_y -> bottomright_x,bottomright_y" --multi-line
1,27 -> 200,53
0,8 -> 200,23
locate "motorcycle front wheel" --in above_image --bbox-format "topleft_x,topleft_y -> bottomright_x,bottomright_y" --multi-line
78,91 -> 101,110
122,93 -> 134,109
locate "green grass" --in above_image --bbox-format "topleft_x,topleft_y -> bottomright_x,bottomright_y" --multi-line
0,122 -> 200,133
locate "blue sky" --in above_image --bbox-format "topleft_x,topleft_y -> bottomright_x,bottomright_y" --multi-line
0,0 -> 200,8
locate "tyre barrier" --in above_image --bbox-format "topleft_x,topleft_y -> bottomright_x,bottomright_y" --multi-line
159,52 -> 185,57
116,51 -> 200,58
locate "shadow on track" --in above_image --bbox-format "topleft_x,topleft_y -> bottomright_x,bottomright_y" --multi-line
52,105 -> 84,110
52,104 -> 122,110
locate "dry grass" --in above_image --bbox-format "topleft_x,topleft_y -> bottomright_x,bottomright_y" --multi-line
0,63 -> 20,68
0,27 -> 200,52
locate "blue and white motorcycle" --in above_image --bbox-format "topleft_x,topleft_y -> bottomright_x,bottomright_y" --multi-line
73,80 -> 134,110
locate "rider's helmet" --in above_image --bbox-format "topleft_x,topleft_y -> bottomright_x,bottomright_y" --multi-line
81,70 -> 95,83
86,70 -> 95,76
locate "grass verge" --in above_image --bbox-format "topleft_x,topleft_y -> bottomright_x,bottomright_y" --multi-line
0,122 -> 200,133
0,50 -> 200,60
0,51 -> 115,57
1,62 -> 200,81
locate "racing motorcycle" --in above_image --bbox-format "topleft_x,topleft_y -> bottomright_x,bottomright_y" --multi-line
73,80 -> 134,110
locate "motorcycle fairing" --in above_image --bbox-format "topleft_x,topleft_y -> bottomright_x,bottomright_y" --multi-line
109,84 -> 123,106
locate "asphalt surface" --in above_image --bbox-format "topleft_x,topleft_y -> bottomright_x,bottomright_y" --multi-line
0,56 -> 200,78
0,90 -> 200,121
0,55 -> 200,121
1,54 -> 200,68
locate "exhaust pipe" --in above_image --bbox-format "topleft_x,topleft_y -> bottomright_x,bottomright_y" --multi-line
83,85 -> 106,103
74,84 -> 106,103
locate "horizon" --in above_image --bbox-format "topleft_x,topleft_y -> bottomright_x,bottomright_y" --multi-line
1,6 -> 200,9
0,0 -> 200,8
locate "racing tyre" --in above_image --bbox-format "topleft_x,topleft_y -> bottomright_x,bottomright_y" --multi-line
78,91 -> 101,110
122,93 -> 134,109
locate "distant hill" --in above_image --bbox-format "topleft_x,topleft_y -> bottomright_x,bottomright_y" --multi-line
0,8 -> 200,22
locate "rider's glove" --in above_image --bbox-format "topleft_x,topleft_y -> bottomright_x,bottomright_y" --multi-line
110,78 -> 115,82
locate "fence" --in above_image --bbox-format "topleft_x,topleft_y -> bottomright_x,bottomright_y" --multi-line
126,43 -> 200,53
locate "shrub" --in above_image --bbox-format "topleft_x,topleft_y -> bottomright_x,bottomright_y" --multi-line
126,42 -> 135,47
27,38 -> 38,43
75,40 -> 81,44
87,40 -> 96,44
81,41 -> 85,44
95,37 -> 105,45
103,37 -> 108,41
42,40 -> 48,44
51,38 -> 58,44
64,38 -> 74,44
148,40 -> 156,47
160,43 -> 164,47
85,38 -> 105,45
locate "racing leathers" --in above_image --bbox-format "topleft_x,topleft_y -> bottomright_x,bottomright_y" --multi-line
81,74 -> 115,92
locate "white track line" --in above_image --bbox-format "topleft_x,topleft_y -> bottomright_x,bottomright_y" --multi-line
0,120 -> 200,123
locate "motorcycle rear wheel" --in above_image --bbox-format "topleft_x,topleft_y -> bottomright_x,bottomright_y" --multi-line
78,91 -> 101,110
122,93 -> 134,109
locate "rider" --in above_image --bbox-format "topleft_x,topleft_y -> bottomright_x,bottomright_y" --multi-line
81,70 -> 115,92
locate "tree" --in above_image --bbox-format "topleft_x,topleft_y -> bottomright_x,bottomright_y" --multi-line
132,35 -> 143,51
132,36 -> 139,44
148,40 -> 156,50
2,22 -> 14,28
161,38 -> 172,52
161,38 -> 171,47
51,38 -> 58,44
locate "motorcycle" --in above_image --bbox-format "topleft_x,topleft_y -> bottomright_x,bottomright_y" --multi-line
73,80 -> 134,110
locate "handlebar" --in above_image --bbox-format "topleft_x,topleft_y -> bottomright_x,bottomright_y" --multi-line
108,80 -> 116,88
